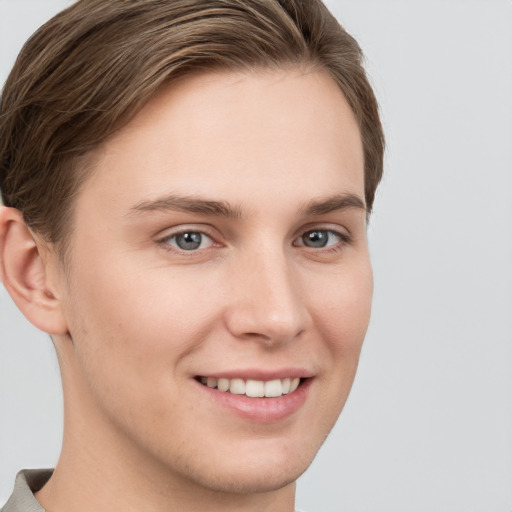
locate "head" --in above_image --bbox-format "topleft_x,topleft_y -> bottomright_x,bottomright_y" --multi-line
0,0 -> 384,503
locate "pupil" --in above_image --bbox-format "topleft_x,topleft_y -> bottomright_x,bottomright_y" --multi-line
177,232 -> 202,250
304,230 -> 328,248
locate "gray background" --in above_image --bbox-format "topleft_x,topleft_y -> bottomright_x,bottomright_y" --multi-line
1,1 -> 511,511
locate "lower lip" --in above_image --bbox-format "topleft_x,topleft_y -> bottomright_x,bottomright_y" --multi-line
196,379 -> 312,424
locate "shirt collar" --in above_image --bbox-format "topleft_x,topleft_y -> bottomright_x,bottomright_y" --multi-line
1,469 -> 53,512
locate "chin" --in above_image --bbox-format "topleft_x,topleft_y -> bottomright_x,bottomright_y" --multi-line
178,436 -> 323,495
193,460 -> 306,495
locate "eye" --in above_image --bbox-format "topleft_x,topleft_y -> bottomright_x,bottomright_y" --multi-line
294,229 -> 345,249
163,231 -> 214,251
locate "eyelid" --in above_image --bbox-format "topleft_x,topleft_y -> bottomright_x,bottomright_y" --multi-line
155,223 -> 218,240
166,232 -> 213,249
292,225 -> 353,254
154,223 -> 352,255
295,223 -> 352,241
156,225 -> 223,253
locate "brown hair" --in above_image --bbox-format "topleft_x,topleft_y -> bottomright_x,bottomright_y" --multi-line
0,0 -> 384,252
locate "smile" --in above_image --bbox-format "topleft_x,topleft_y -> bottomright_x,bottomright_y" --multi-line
198,376 -> 302,398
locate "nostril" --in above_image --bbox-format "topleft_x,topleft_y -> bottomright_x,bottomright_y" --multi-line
224,284 -> 310,345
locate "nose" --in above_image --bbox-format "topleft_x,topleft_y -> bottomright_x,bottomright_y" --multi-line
224,249 -> 311,346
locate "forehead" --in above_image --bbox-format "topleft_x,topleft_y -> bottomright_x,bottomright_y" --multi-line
78,68 -> 364,217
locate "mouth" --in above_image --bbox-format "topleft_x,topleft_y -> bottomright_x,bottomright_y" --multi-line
195,376 -> 304,398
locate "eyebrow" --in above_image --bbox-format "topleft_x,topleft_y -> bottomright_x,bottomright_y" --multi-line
128,194 -> 242,219
128,192 -> 366,220
300,193 -> 366,216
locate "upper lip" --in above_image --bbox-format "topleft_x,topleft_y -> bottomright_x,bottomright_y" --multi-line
196,368 -> 314,381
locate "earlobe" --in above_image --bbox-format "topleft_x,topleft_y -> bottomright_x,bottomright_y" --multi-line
0,206 -> 68,335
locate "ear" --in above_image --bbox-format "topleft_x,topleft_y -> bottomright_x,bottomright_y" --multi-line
0,206 -> 68,335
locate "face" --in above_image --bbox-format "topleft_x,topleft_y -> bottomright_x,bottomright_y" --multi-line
53,68 -> 372,495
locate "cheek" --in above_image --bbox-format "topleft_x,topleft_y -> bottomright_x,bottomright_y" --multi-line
60,265 -> 211,428
307,260 -> 373,385
64,257 -> 223,376
312,260 -> 373,341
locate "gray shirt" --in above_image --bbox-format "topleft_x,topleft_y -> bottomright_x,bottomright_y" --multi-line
1,470 -> 52,512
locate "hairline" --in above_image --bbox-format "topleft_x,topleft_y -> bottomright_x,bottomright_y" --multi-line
53,61 -> 366,262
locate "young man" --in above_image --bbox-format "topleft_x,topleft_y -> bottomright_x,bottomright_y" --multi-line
0,1 -> 384,511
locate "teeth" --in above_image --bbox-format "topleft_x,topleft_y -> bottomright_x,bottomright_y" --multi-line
289,377 -> 300,393
264,379 -> 283,398
217,378 -> 230,392
229,378 -> 246,395
199,376 -> 303,397
246,380 -> 264,397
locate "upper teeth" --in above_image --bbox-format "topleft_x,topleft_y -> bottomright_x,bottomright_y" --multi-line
200,377 -> 301,397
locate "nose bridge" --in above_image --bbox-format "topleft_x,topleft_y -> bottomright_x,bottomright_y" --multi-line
225,244 -> 309,344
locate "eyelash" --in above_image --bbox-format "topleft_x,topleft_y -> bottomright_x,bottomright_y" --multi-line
157,227 -> 352,255
293,229 -> 352,253
158,230 -> 218,253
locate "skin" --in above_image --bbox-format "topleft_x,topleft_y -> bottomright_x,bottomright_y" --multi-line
0,68 -> 372,512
